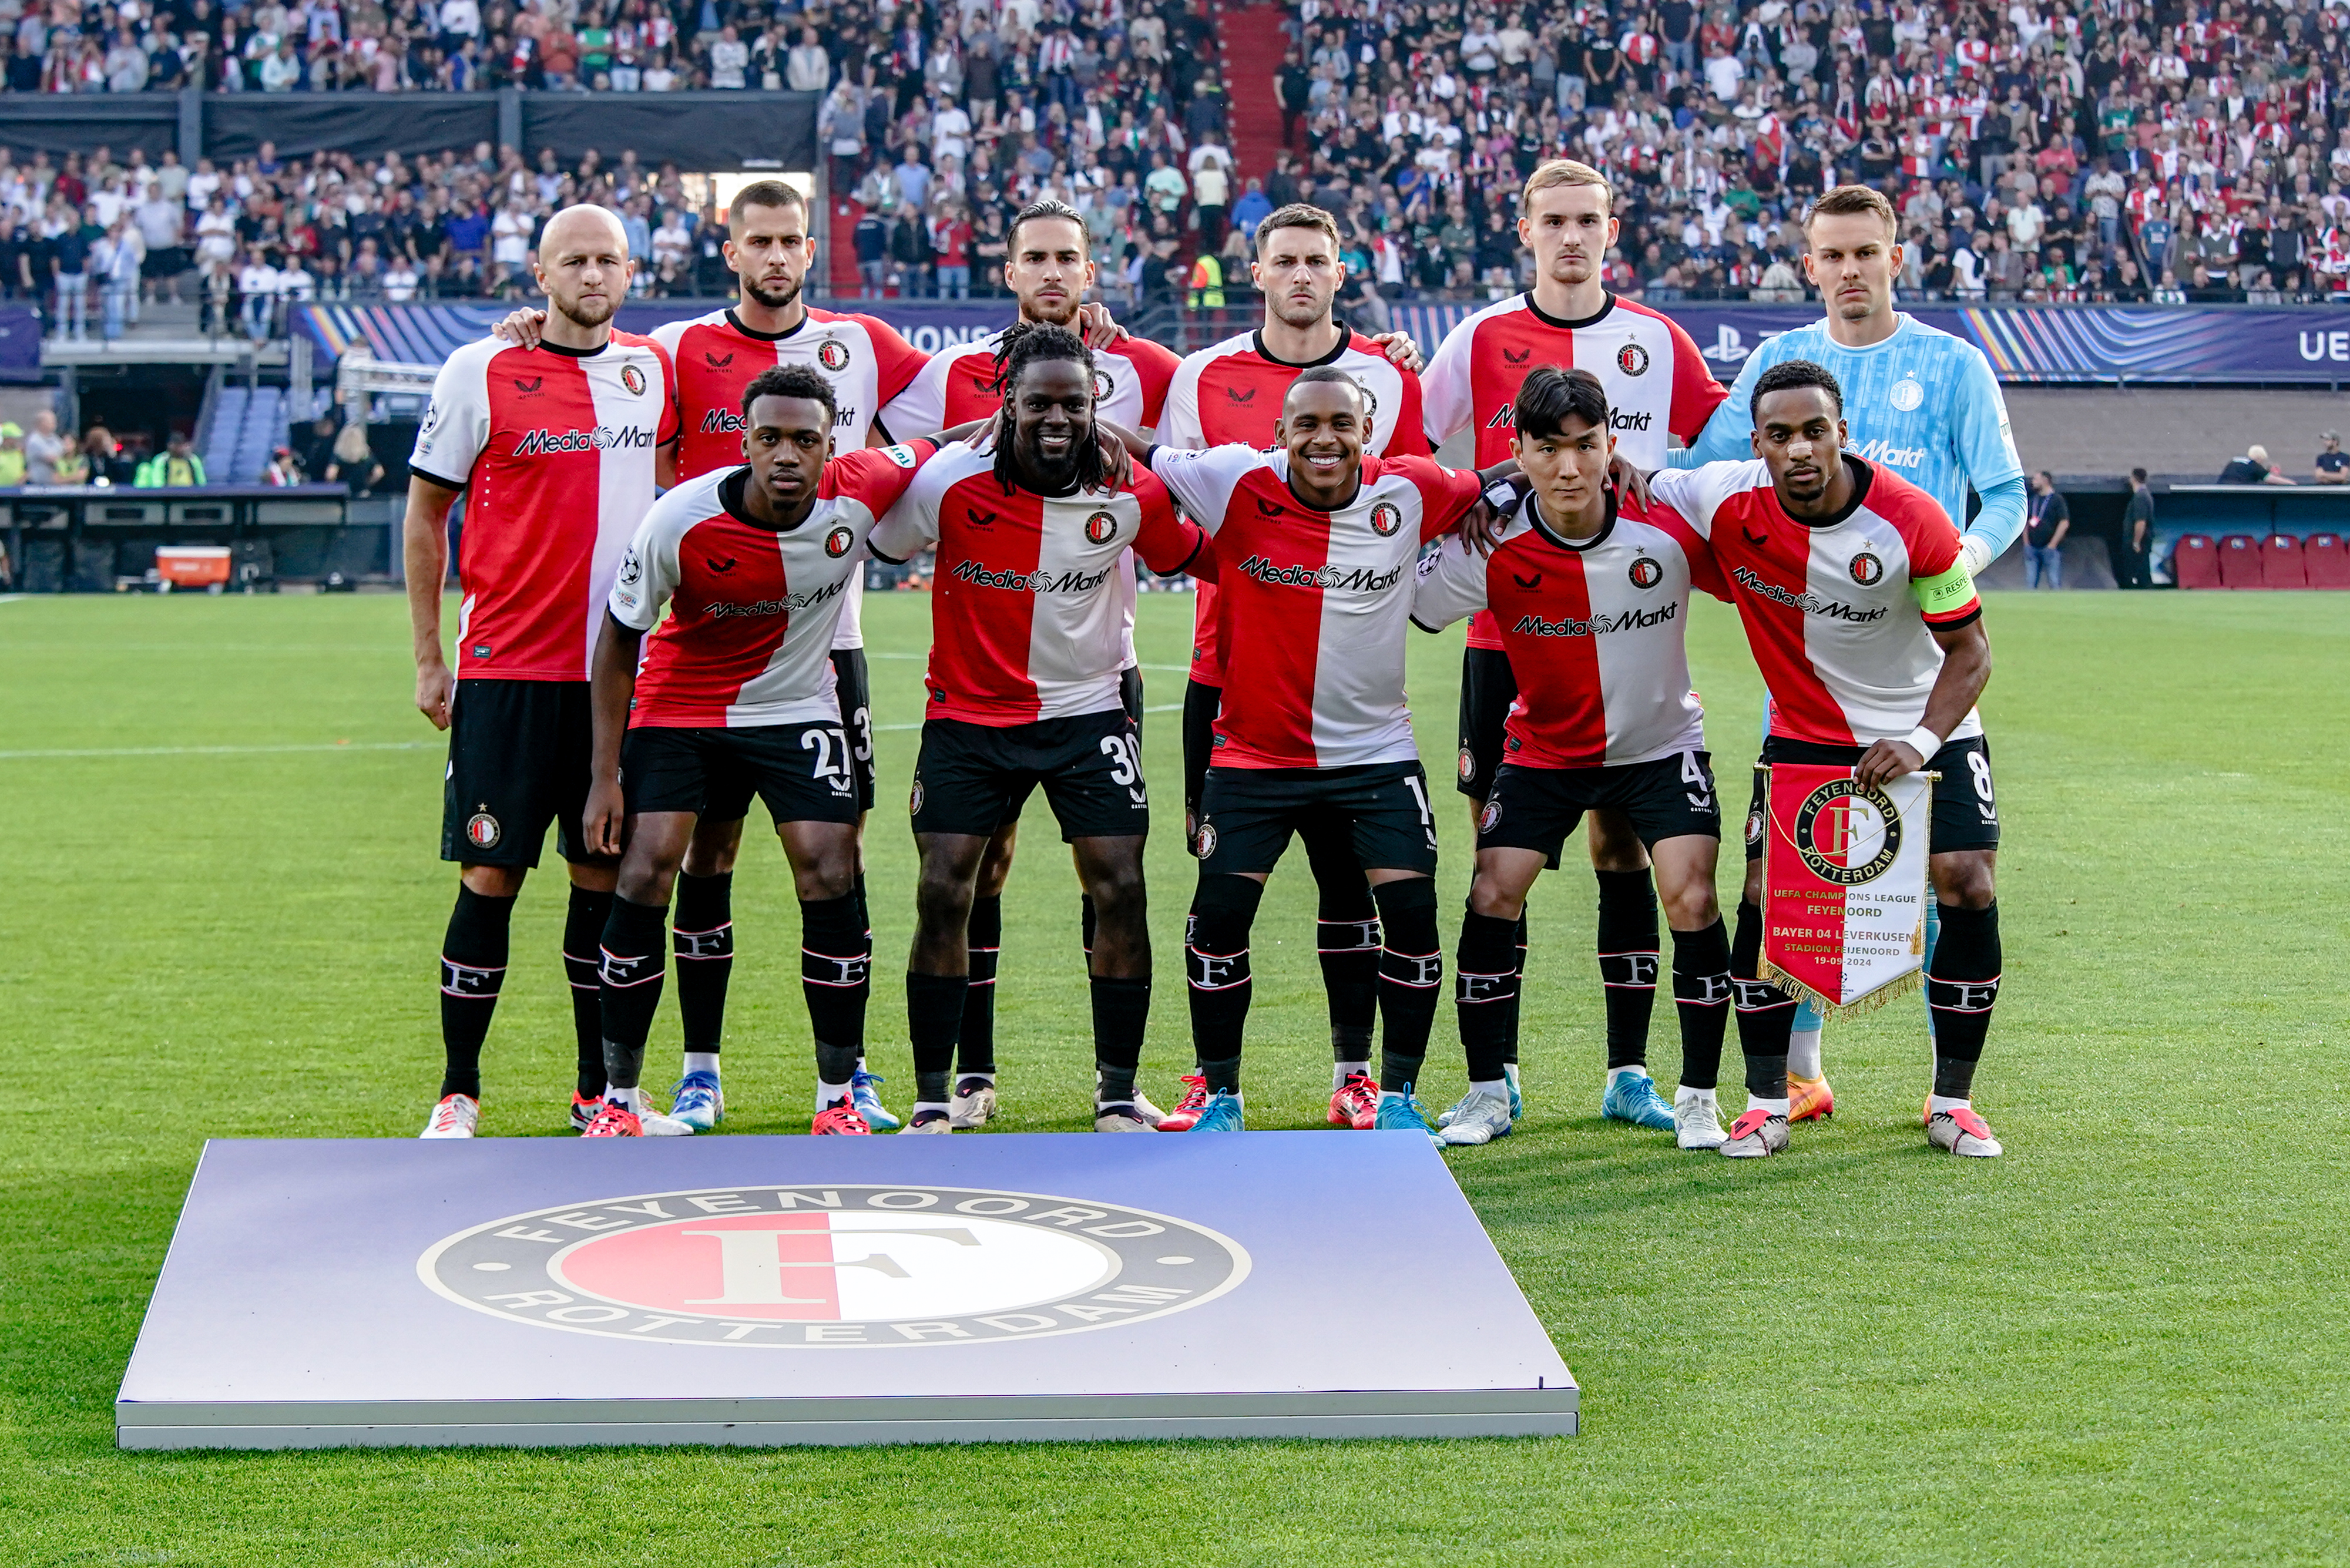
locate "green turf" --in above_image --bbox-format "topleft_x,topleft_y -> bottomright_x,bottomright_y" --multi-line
2,586 -> 2345,1567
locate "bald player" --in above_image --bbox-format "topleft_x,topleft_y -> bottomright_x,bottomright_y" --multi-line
408,204 -> 680,1138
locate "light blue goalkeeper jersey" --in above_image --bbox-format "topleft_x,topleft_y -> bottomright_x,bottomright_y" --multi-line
1669,312 -> 2027,560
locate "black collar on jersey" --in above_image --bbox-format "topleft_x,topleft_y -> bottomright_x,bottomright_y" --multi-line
532,336 -> 606,359
1786,454 -> 1876,530
1251,317 -> 1353,369
1523,291 -> 1617,331
718,464 -> 817,532
726,307 -> 811,342
1525,486 -> 1619,552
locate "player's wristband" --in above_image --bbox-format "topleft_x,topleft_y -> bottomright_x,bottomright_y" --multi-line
1901,726 -> 1944,761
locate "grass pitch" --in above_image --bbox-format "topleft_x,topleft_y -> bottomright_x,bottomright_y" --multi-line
1,586 -> 2344,1567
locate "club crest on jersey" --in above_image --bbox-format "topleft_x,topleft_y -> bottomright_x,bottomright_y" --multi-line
1085,511 -> 1119,544
1849,551 -> 1885,586
620,364 -> 647,396
1617,343 -> 1650,377
1889,376 -> 1924,412
419,1183 -> 1248,1348
1457,747 -> 1477,783
465,811 -> 501,850
817,340 -> 851,372
1479,798 -> 1502,834
1369,501 -> 1403,536
825,526 -> 856,558
1092,370 -> 1114,400
1792,778 -> 1903,886
512,375 -> 544,396
1629,555 -> 1663,589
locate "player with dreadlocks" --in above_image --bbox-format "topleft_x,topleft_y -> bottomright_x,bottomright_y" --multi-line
867,323 -> 1213,1132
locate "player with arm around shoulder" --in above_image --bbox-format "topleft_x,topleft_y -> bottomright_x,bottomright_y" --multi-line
868,324 -> 1211,1134
1119,368 -> 1519,1140
583,367 -> 938,1136
1157,202 -> 1433,1132
1667,183 -> 2025,1119
1412,367 -> 1737,1150
1650,360 -> 2005,1160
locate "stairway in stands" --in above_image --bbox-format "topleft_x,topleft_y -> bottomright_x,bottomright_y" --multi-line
201,382 -> 289,484
827,189 -> 864,300
1215,2 -> 1292,184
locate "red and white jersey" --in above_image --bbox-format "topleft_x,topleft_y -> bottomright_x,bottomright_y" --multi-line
869,442 -> 1206,727
878,328 -> 1181,435
878,328 -> 1184,674
1411,490 -> 1723,769
649,306 -> 928,650
1162,325 -> 1431,686
1421,291 -> 1728,649
409,333 -> 679,683
607,442 -> 935,729
1649,459 -> 1984,746
1149,445 -> 1481,770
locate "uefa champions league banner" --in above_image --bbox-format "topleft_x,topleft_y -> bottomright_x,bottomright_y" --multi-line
294,301 -> 1016,371
1386,301 -> 2350,384
1757,764 -> 1935,1013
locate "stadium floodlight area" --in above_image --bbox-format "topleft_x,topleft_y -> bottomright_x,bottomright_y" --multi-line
118,1133 -> 1577,1449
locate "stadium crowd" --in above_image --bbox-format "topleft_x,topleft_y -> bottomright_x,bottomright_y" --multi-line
4,0 -> 2349,330
1267,0 -> 2350,303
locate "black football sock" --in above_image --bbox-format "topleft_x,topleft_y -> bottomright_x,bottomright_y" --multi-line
800,892 -> 869,1076
1596,868 -> 1660,1070
670,870 -> 733,1059
1926,901 -> 2002,1100
438,886 -> 515,1100
1373,879 -> 1442,1093
597,896 -> 669,1093
1731,899 -> 1795,1102
1669,919 -> 1733,1093
560,885 -> 611,1100
851,869 -> 874,1061
958,894 -> 1002,1076
1186,875 -> 1263,1093
1305,831 -> 1379,1062
1505,911 -> 1528,1066
1455,905 -> 1521,1085
1091,976 -> 1151,1106
905,971 -> 967,1106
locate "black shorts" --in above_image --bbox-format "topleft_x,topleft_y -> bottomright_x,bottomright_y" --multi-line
622,723 -> 862,825
1478,751 -> 1721,858
912,706 -> 1149,841
1455,645 -> 1518,799
831,647 -> 876,812
1744,734 -> 2001,862
1181,677 -> 1218,841
1196,761 -> 1439,877
441,679 -> 602,868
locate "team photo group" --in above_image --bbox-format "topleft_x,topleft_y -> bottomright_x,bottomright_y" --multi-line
406,156 -> 2016,1163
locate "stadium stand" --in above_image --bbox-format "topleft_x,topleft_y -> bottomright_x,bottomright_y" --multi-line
2,0 -> 2345,319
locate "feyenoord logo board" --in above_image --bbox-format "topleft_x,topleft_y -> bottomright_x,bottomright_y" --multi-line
119,1136 -> 1576,1449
